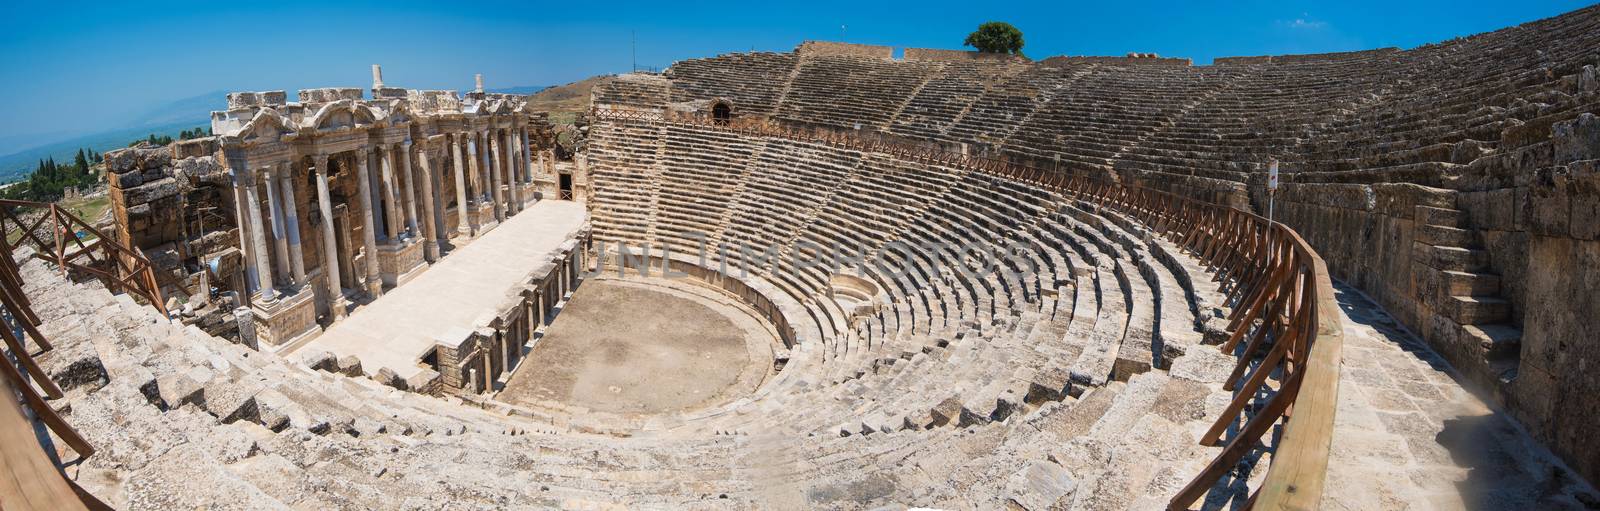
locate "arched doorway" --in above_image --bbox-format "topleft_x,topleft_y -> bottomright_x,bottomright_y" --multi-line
712,102 -> 731,125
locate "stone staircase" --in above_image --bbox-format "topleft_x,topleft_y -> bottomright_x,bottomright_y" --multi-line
1413,203 -> 1522,381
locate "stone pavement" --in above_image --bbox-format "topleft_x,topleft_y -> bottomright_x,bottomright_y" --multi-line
1322,283 -> 1600,510
289,200 -> 587,380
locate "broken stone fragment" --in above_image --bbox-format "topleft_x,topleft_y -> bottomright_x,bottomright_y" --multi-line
336,355 -> 363,377
155,372 -> 204,410
299,349 -> 337,372
1004,460 -> 1077,510
373,367 -> 405,390
405,369 -> 441,394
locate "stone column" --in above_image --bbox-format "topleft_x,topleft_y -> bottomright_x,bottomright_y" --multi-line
231,172 -> 259,301
414,141 -> 440,262
487,130 -> 505,221
399,140 -> 419,238
277,162 -> 307,286
466,134 -> 483,205
502,129 -> 521,214
264,167 -> 291,286
379,145 -> 402,241
239,167 -> 276,302
506,128 -> 521,212
313,155 -> 346,319
355,148 -> 383,298
452,134 -> 471,237
537,150 -> 545,180
427,148 -> 447,248
520,127 -> 533,185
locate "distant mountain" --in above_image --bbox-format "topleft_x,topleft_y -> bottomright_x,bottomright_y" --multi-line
0,130 -> 77,157
488,85 -> 550,96
0,120 -> 209,184
116,90 -> 227,129
0,86 -> 551,184
0,89 -> 225,183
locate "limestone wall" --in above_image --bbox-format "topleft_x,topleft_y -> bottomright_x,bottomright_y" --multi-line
795,41 -> 893,59
902,47 -> 1025,63
1502,115 -> 1600,481
1037,55 -> 1192,67
1211,47 -> 1399,65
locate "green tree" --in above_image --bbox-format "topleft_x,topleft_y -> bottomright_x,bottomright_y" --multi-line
74,149 -> 89,173
964,21 -> 1024,55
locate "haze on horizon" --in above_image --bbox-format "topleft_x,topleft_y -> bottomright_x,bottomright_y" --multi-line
0,0 -> 1590,153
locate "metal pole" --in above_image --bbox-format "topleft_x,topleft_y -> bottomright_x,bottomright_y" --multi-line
1266,159 -> 1278,270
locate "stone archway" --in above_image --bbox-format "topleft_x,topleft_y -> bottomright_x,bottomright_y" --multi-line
711,102 -> 731,125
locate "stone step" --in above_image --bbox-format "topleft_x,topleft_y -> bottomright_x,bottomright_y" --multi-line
1447,295 -> 1510,325
1464,324 -> 1522,360
1440,270 -> 1501,296
1413,243 -> 1489,272
1415,205 -> 1467,228
1415,223 -> 1475,248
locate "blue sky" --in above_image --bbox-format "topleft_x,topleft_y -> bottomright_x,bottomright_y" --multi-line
0,0 -> 1592,147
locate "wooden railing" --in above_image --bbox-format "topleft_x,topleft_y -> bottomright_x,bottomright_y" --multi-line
593,108 -> 1343,510
0,199 -> 167,317
0,214 -> 101,510
0,198 -> 160,509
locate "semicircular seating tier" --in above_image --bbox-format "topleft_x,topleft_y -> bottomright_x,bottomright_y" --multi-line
34,116 -> 1261,509
599,5 -> 1600,490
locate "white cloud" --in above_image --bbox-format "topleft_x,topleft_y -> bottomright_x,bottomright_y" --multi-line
1277,14 -> 1328,30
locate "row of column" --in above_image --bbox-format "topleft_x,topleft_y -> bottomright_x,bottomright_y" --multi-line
233,162 -> 307,305
460,239 -> 587,394
233,125 -> 539,316
452,126 -> 538,231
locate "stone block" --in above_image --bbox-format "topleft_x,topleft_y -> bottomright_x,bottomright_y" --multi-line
1004,460 -> 1077,510
1553,113 -> 1600,164
1527,166 -> 1571,237
1026,367 -> 1072,404
122,177 -> 179,205
172,155 -> 226,184
200,376 -> 262,424
299,349 -> 336,372
1567,160 -> 1600,241
336,355 -> 363,377
112,169 -> 145,189
155,372 -> 204,410
373,367 -> 405,390
232,307 -> 258,350
929,396 -> 963,427
226,91 -> 287,109
1373,183 -> 1453,218
405,369 -> 441,394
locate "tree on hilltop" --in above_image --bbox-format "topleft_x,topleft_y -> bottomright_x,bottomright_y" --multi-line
964,22 -> 1024,55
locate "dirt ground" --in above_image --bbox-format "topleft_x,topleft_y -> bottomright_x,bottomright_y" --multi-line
497,277 -> 776,415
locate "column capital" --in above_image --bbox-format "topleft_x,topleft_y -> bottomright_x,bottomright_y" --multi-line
401,139 -> 413,149
313,153 -> 330,169
356,146 -> 371,159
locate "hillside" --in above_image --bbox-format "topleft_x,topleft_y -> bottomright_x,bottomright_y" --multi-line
525,75 -> 615,123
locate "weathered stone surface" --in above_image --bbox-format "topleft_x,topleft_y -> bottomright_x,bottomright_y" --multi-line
336,355 -> 362,377
1554,113 -> 1600,164
1004,460 -> 1077,510
299,349 -> 335,372
121,177 -> 179,204
105,144 -> 171,174
155,372 -> 204,410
